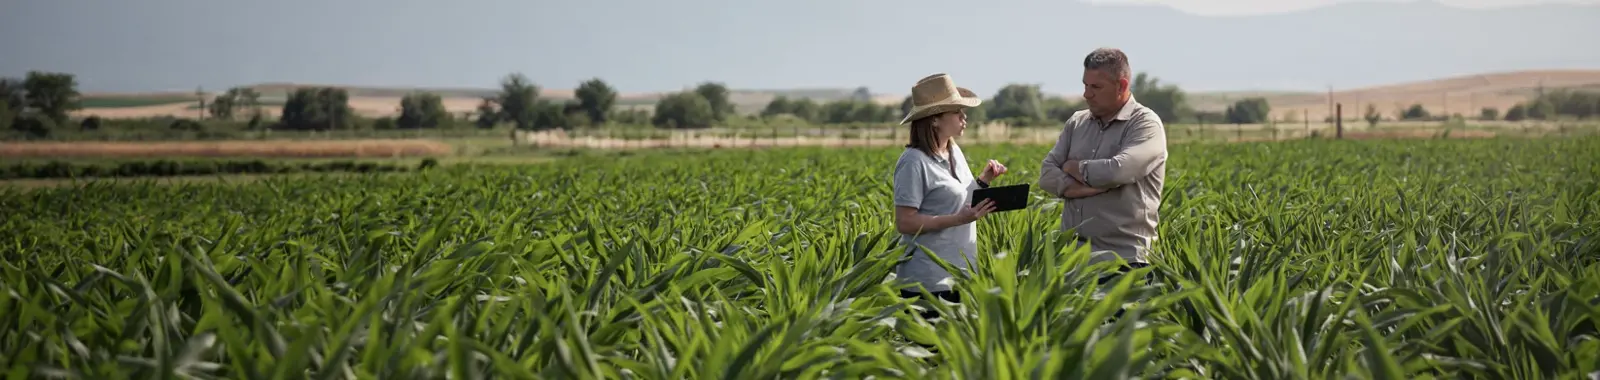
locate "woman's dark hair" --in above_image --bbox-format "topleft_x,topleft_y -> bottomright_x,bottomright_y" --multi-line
906,112 -> 950,156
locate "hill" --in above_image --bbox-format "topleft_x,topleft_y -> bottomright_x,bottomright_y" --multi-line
1183,69 -> 1600,122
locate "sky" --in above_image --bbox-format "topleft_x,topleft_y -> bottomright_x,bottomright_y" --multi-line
1087,0 -> 1599,15
1,0 -> 1595,96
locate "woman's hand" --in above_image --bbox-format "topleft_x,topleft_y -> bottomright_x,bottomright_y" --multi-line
980,159 -> 1008,184
956,199 -> 997,224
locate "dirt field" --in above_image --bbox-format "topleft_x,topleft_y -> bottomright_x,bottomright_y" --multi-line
0,139 -> 455,159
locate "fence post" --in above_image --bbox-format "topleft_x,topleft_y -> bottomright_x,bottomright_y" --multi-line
1302,109 -> 1309,138
1336,103 -> 1344,139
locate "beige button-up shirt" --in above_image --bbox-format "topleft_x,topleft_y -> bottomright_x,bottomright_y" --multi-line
1037,97 -> 1167,264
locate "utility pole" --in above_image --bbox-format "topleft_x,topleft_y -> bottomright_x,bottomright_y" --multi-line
1442,92 -> 1448,118
1327,85 -> 1334,125
196,86 -> 206,120
1469,93 -> 1476,118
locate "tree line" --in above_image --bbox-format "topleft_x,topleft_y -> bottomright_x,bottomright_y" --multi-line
7,69 -> 1598,139
1352,88 -> 1600,128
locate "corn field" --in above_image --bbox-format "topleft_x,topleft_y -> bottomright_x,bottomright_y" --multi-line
3,136 -> 1598,379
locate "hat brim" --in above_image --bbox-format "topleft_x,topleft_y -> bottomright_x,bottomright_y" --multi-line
900,96 -> 981,125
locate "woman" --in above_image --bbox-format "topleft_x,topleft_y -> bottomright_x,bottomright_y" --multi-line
891,73 -> 1008,319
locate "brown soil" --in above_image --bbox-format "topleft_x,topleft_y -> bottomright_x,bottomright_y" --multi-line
0,139 -> 454,159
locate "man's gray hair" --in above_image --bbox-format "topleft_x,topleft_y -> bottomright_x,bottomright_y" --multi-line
1083,48 -> 1131,80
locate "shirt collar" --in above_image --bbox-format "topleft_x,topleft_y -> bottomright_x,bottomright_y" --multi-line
1092,96 -> 1140,128
1112,96 -> 1140,121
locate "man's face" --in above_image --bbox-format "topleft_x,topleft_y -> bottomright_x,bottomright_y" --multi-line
1082,68 -> 1125,118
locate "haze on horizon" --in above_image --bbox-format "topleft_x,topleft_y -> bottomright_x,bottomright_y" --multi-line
1,0 -> 1596,97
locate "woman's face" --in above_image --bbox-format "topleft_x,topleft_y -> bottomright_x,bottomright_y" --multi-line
933,110 -> 968,139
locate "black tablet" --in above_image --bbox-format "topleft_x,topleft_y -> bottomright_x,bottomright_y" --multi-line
970,183 -> 1030,212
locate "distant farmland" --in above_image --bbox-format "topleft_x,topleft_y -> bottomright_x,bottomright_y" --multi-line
79,95 -> 196,108
64,69 -> 1600,120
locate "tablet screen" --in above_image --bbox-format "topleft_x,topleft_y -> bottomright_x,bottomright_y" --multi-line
971,183 -> 1030,212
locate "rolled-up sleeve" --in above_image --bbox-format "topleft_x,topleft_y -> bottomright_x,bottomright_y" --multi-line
893,157 -> 926,208
1081,115 -> 1166,189
1038,122 -> 1075,199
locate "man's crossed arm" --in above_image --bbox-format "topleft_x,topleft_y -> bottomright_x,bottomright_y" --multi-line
1039,115 -> 1166,199
1039,125 -> 1103,199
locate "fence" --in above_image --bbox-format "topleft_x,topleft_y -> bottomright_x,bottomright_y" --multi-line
511,120 -> 1599,150
5,119 -> 1593,148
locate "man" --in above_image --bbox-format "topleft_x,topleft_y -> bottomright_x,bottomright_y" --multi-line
1037,47 -> 1168,275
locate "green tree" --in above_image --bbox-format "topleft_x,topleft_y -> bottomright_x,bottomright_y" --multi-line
1528,99 -> 1556,120
279,87 -> 353,131
170,118 -> 204,132
474,97 -> 500,128
12,113 -> 56,138
22,71 -> 83,124
653,91 -> 715,129
1401,104 -> 1430,120
237,88 -> 262,120
787,98 -> 819,123
762,96 -> 793,119
575,78 -> 617,126
496,73 -> 542,130
1365,104 -> 1382,127
1131,72 -> 1191,123
1224,98 -> 1271,124
1480,107 -> 1499,121
1044,97 -> 1084,123
398,92 -> 450,129
851,87 -> 872,102
987,84 -> 1047,125
207,87 -> 261,120
694,82 -> 732,121
0,101 -> 12,132
0,77 -> 25,111
532,100 -> 570,129
80,116 -> 102,131
208,92 -> 237,119
1504,104 -> 1527,121
372,117 -> 397,130
816,100 -> 892,124
1192,111 -> 1225,124
0,77 -> 17,131
611,109 -> 650,125
561,101 -> 588,126
1542,90 -> 1599,119
1592,94 -> 1600,119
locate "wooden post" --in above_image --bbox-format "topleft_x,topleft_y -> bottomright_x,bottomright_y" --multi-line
1336,103 -> 1344,139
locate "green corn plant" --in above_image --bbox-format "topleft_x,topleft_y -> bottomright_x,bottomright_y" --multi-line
1,137 -> 1596,379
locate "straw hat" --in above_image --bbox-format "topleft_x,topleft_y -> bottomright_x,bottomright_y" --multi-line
900,73 -> 983,125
